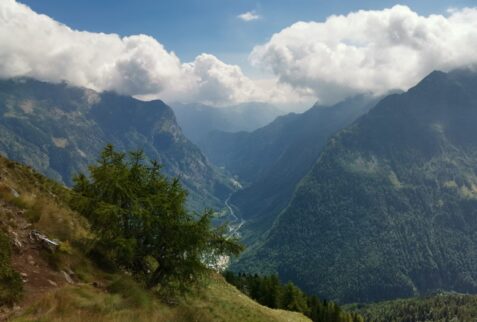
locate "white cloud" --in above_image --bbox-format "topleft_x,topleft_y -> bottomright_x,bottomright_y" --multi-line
238,11 -> 261,22
250,5 -> 477,104
0,0 -> 305,107
5,1 -> 477,109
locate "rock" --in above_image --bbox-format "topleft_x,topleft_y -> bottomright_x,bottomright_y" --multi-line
47,279 -> 57,287
27,254 -> 35,265
62,271 -> 74,284
20,223 -> 32,230
10,232 -> 23,251
29,230 -> 59,253
20,272 -> 27,278
92,281 -> 104,288
9,187 -> 19,198
12,237 -> 22,251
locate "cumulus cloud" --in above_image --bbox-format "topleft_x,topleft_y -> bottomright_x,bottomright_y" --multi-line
238,11 -> 261,22
250,5 -> 477,104
0,0 -> 305,107
4,1 -> 477,109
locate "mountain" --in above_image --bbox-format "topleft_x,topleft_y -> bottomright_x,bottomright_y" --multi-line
172,102 -> 284,145
0,154 -> 310,322
200,96 -> 380,242
235,69 -> 477,303
0,78 -> 231,210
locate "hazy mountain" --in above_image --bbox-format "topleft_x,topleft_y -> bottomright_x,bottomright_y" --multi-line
200,96 -> 380,242
171,102 -> 284,144
0,78 -> 232,210
235,69 -> 477,303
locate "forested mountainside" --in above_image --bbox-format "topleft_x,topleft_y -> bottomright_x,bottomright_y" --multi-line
350,292 -> 477,322
0,78 -> 232,210
235,69 -> 477,303
172,102 -> 284,145
201,96 -> 379,242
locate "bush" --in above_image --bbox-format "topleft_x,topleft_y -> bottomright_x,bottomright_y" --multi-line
0,231 -> 22,305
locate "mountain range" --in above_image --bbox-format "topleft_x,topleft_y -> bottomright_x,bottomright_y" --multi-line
172,102 -> 284,145
0,78 -> 232,210
235,69 -> 477,303
4,69 -> 477,308
199,95 -> 380,242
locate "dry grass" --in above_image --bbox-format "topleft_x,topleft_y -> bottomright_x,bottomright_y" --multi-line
13,275 -> 310,322
0,157 -> 89,242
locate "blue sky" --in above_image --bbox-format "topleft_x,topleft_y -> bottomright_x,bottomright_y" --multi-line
19,0 -> 475,68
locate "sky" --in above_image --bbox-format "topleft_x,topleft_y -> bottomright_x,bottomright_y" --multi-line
2,0 -> 477,109
18,0 -> 474,65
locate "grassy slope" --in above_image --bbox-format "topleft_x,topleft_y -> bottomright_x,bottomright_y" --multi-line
13,276 -> 309,322
0,155 -> 308,322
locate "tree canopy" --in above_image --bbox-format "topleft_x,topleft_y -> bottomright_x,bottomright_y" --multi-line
71,144 -> 242,293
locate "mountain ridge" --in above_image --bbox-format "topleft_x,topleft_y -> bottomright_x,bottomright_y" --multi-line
201,95 -> 381,243
234,69 -> 477,303
0,77 -> 232,210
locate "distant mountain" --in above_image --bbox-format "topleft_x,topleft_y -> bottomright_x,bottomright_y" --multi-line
200,96 -> 379,242
0,78 -> 232,210
235,69 -> 477,303
171,102 -> 284,144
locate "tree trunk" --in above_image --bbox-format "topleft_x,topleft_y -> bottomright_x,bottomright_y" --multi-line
147,266 -> 164,289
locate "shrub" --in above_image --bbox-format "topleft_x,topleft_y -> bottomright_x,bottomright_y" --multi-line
0,231 -> 22,305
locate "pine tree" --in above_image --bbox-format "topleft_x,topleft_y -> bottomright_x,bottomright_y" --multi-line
71,144 -> 243,294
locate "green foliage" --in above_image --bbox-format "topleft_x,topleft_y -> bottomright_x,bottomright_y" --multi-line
223,271 -> 363,322
0,231 -> 22,305
352,292 -> 477,322
71,145 -> 243,295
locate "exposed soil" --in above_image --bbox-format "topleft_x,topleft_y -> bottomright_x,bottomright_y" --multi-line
0,200 -> 72,320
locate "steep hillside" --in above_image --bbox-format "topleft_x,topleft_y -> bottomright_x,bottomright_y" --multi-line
202,96 -> 379,242
0,154 -> 310,322
172,102 -> 284,145
236,69 -> 477,303
0,78 -> 232,210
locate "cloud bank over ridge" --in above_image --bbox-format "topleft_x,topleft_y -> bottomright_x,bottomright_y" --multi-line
2,1 -> 477,107
251,5 -> 477,104
0,0 -> 305,106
